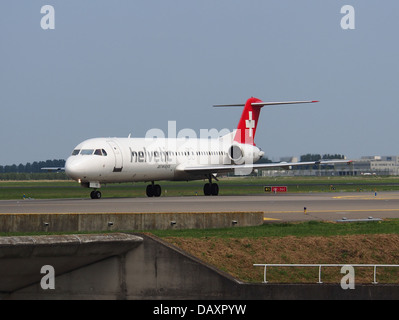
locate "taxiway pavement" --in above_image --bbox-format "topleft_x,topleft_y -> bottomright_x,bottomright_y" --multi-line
1,191 -> 399,222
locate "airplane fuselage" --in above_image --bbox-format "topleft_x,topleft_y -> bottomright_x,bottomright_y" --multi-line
65,136 -> 262,187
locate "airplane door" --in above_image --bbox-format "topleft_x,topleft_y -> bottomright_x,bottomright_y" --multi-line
107,140 -> 123,172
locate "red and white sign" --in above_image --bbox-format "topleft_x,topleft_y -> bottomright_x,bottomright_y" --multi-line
265,186 -> 287,193
272,186 -> 287,192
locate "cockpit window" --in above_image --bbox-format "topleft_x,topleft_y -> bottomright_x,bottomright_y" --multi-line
73,148 -> 107,156
81,149 -> 94,155
93,149 -> 108,156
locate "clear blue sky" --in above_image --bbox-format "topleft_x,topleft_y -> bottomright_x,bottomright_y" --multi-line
1,1 -> 398,165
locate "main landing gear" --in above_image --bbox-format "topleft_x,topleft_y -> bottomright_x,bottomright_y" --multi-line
144,176 -> 219,197
146,181 -> 162,197
203,174 -> 219,196
89,178 -> 219,199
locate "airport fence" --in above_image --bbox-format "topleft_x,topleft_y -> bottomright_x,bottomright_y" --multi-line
253,263 -> 399,284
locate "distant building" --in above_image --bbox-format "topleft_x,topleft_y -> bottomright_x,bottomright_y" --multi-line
357,156 -> 399,176
261,155 -> 399,177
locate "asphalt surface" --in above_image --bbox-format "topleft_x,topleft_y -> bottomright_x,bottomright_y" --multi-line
1,191 -> 399,222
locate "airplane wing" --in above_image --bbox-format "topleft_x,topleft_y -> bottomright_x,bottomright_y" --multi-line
180,159 -> 353,175
41,167 -> 65,171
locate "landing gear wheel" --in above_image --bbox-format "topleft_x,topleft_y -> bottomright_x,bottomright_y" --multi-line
211,183 -> 219,196
146,184 -> 162,197
203,183 -> 211,196
153,184 -> 161,197
146,184 -> 154,197
90,190 -> 101,199
204,183 -> 219,196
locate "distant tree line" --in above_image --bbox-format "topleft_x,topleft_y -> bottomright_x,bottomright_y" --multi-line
0,159 -> 65,173
0,160 -> 67,180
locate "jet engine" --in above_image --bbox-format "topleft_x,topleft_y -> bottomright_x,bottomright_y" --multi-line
228,143 -> 264,165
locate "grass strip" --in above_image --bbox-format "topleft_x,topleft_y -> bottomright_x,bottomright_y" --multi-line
150,219 -> 399,238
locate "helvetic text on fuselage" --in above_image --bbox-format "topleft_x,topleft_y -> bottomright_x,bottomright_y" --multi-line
130,147 -> 172,163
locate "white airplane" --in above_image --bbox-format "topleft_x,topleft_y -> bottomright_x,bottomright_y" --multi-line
59,97 -> 352,199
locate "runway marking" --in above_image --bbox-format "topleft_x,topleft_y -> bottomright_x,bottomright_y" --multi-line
263,217 -> 280,221
333,195 -> 399,200
264,208 -> 399,214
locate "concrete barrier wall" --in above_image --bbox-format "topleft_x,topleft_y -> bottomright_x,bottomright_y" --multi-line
4,233 -> 399,300
0,212 -> 263,233
0,233 -> 143,295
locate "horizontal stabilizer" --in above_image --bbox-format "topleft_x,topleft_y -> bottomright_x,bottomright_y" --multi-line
213,100 -> 318,107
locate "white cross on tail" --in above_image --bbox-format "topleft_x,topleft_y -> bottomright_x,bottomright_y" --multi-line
245,111 -> 255,137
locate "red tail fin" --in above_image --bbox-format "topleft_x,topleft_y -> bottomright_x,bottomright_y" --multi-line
213,97 -> 319,146
234,97 -> 263,145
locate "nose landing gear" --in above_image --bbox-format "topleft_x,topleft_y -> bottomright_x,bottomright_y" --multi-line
90,190 -> 102,199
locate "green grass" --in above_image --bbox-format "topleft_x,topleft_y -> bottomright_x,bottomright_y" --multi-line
2,219 -> 398,238
1,175 -> 399,200
149,219 -> 399,239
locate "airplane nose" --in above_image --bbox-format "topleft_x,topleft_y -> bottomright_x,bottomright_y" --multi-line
65,157 -> 86,180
